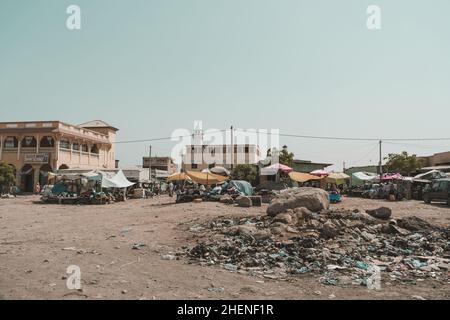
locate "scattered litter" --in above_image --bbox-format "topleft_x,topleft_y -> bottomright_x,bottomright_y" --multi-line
132,243 -> 146,250
207,287 -> 224,293
183,209 -> 449,286
161,254 -> 176,260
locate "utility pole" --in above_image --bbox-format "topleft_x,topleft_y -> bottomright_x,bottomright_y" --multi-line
149,145 -> 152,181
230,125 -> 234,171
379,140 -> 383,177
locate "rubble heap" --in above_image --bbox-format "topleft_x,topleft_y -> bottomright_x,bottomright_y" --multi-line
183,208 -> 449,286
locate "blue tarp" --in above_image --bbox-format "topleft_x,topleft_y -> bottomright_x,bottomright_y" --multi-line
229,180 -> 253,196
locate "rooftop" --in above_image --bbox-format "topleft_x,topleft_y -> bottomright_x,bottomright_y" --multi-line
79,120 -> 119,131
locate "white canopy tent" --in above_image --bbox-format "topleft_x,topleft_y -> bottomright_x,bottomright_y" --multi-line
99,170 -> 135,189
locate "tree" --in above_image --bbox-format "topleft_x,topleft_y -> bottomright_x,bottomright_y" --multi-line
384,151 -> 424,176
0,162 -> 15,193
232,164 -> 257,184
279,145 -> 294,167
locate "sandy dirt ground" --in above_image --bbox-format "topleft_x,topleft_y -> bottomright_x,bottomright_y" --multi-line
0,195 -> 449,300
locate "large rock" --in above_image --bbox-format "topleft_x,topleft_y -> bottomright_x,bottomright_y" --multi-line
273,213 -> 293,224
225,225 -> 257,239
219,194 -> 234,204
321,221 -> 339,239
366,207 -> 392,220
267,188 -> 330,216
236,196 -> 252,207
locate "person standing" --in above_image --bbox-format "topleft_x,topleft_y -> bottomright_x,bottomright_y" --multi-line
34,182 -> 41,194
168,182 -> 174,197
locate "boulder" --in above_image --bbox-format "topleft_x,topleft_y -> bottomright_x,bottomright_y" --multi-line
270,226 -> 285,235
266,202 -> 285,216
321,221 -> 339,239
397,216 -> 434,232
253,230 -> 271,241
267,188 -> 329,216
236,196 -> 252,208
293,207 -> 314,219
219,194 -> 234,204
273,213 -> 293,225
224,224 -> 259,240
366,207 -> 392,220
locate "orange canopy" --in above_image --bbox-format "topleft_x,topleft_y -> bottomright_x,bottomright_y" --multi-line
167,172 -> 191,182
186,171 -> 229,185
288,171 -> 323,183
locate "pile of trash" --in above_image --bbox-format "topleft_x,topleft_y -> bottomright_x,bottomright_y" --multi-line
183,189 -> 449,286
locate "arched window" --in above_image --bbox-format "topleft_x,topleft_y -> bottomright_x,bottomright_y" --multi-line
22,136 -> 37,148
60,139 -> 70,150
91,144 -> 99,154
58,164 -> 69,170
40,136 -> 54,148
4,136 -> 18,148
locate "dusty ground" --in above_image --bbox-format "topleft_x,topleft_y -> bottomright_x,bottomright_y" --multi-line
0,195 -> 449,300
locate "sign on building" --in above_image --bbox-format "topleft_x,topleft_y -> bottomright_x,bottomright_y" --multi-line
24,153 -> 50,164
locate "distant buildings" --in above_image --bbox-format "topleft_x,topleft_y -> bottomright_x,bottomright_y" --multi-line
0,120 -> 118,192
181,144 -> 261,172
344,165 -> 383,176
419,151 -> 450,172
292,159 -> 332,173
142,156 -> 177,175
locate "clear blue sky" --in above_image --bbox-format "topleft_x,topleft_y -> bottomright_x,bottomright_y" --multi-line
1,0 -> 450,169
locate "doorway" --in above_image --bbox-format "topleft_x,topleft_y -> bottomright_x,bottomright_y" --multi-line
20,164 -> 34,193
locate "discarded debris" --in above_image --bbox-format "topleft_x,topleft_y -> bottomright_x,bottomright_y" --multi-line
366,207 -> 392,220
161,254 -> 176,260
183,208 -> 449,287
132,243 -> 146,250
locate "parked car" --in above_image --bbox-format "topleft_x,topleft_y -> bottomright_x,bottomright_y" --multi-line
423,179 -> 450,206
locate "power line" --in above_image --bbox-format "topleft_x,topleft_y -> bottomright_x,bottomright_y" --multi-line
383,141 -> 450,150
114,128 -> 450,144
269,132 -> 450,142
115,129 -> 228,144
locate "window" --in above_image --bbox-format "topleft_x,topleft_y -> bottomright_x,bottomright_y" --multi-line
432,182 -> 440,191
439,181 -> 448,192
82,144 -> 89,152
40,136 -> 54,148
60,139 -> 70,149
22,136 -> 37,147
91,144 -> 99,154
245,146 -> 249,153
191,164 -> 198,169
4,137 -> 18,148
72,143 -> 80,151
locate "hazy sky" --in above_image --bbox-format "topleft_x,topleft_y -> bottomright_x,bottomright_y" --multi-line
1,0 -> 450,170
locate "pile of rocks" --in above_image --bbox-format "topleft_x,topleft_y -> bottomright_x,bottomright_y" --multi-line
183,188 -> 449,286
